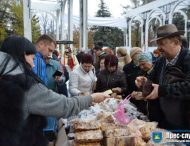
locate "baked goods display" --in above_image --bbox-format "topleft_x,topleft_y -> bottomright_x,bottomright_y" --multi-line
104,128 -> 131,138
139,122 -> 157,141
124,102 -> 149,121
100,122 -> 122,131
71,120 -> 101,132
96,112 -> 114,123
68,98 -> 159,146
75,130 -> 103,143
73,142 -> 101,146
104,89 -> 123,99
104,136 -> 146,146
111,88 -> 121,94
103,89 -> 113,95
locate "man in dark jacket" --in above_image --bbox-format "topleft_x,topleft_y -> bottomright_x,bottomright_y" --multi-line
136,24 -> 190,129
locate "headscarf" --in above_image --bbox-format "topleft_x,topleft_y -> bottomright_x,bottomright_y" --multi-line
138,52 -> 152,64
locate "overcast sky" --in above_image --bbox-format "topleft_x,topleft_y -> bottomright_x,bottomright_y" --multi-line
73,0 -> 131,18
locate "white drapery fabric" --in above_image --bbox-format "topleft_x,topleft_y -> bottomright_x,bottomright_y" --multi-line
71,15 -> 127,28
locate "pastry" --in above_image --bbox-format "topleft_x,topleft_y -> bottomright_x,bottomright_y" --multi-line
104,136 -> 146,146
75,130 -> 103,143
73,142 -> 101,146
104,89 -> 113,95
139,122 -> 157,141
104,128 -> 131,138
96,112 -> 114,123
71,120 -> 101,132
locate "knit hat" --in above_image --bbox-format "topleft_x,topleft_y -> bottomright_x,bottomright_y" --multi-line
138,52 -> 152,64
130,47 -> 142,58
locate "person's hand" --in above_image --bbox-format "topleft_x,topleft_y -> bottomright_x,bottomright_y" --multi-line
54,76 -> 62,83
111,93 -> 117,98
135,76 -> 147,88
131,91 -> 144,100
145,84 -> 159,100
112,87 -> 122,94
91,93 -> 110,103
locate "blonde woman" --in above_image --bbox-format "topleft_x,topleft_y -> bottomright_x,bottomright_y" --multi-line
116,47 -> 131,72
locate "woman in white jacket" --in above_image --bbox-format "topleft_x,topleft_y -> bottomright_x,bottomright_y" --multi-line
69,53 -> 97,96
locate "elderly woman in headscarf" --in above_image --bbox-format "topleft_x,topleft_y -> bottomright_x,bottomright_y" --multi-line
132,52 -> 163,123
138,52 -> 153,75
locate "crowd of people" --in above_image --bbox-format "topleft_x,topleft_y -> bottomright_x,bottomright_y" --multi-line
0,24 -> 190,146
0,35 -> 109,146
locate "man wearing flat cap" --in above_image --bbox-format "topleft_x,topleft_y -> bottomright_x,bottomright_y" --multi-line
135,24 -> 190,129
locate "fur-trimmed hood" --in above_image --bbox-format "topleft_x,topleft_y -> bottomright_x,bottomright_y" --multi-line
0,51 -> 23,75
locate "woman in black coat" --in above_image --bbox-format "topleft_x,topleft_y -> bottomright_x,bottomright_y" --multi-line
96,54 -> 127,98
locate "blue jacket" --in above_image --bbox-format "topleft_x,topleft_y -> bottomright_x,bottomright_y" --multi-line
33,52 -> 48,85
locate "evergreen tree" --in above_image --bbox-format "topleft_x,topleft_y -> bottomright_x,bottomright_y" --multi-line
172,12 -> 186,32
92,0 -> 124,50
10,0 -> 24,36
31,15 -> 41,43
96,0 -> 111,17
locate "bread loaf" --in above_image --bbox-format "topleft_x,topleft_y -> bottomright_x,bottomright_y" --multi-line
75,130 -> 103,143
73,142 -> 101,146
104,128 -> 131,138
71,120 -> 101,132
